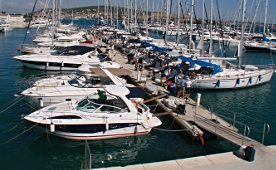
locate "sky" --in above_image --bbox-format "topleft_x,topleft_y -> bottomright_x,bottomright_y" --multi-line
1,0 -> 275,23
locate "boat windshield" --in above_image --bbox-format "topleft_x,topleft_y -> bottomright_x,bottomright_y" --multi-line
77,98 -> 127,113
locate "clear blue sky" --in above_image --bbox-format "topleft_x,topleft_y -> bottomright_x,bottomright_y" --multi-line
1,0 -> 275,23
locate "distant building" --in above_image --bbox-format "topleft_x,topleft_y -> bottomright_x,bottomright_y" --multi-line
9,14 -> 26,28
0,12 -> 26,28
0,13 -> 10,23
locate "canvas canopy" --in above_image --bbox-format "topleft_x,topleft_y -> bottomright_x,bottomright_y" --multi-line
177,55 -> 223,74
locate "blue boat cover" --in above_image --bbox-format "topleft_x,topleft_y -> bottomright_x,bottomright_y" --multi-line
177,55 -> 223,74
262,34 -> 276,42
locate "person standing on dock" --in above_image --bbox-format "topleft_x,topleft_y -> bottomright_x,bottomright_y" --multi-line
176,76 -> 186,98
184,78 -> 192,97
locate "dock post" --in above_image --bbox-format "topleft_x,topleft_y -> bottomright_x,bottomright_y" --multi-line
137,70 -> 141,81
196,93 -> 201,106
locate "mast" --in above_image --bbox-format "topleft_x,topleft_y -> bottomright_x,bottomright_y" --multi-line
176,0 -> 181,46
200,0 -> 205,56
98,0 -> 100,24
189,0 -> 195,53
134,0 -> 137,33
263,0 -> 268,34
146,0 -> 149,35
238,0 -> 246,67
209,0 -> 213,56
164,0 -> 170,44
116,0 -> 119,28
51,0 -> 56,46
57,0 -> 61,28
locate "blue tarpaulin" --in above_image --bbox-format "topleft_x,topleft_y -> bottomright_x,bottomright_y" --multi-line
177,55 -> 223,74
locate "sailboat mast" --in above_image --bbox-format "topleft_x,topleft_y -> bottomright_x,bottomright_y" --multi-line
146,0 -> 148,35
189,0 -> 195,53
116,0 -> 119,28
238,0 -> 246,66
209,0 -> 213,56
177,0 -> 181,46
98,0 -> 100,24
263,0 -> 268,34
200,0 -> 205,56
51,0 -> 56,46
164,0 -> 170,43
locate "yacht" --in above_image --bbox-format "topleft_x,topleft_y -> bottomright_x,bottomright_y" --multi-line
0,23 -> 13,32
13,45 -> 121,70
21,65 -> 131,108
23,85 -> 162,140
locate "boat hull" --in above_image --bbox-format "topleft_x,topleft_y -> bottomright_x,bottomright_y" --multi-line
47,126 -> 151,140
192,69 -> 274,89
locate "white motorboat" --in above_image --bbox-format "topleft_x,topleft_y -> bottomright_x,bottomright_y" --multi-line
13,45 -> 121,70
23,85 -> 162,140
21,65 -> 131,108
0,23 -> 13,32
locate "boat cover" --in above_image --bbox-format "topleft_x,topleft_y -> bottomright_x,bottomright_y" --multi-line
177,55 -> 223,74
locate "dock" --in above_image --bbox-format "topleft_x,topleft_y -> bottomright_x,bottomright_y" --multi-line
77,38 -> 275,169
95,41 -> 266,148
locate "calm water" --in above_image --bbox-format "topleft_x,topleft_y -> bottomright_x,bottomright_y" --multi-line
0,22 -> 275,169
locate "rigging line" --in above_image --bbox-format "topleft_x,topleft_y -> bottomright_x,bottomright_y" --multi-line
0,95 -> 26,116
6,94 -> 23,107
23,0 -> 38,44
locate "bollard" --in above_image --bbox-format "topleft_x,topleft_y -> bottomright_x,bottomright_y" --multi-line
196,93 -> 201,106
244,146 -> 255,162
137,70 -> 141,81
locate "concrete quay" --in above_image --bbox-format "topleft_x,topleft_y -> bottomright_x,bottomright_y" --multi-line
94,145 -> 276,170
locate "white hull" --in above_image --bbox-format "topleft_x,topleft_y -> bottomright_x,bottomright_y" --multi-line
24,89 -> 162,140
47,126 -> 151,140
192,69 -> 274,89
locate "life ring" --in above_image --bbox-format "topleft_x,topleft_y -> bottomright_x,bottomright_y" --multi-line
131,99 -> 139,109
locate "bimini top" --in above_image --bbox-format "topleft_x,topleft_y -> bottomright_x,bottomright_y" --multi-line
177,55 -> 223,74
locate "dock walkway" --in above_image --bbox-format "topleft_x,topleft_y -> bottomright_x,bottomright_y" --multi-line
97,42 -> 265,147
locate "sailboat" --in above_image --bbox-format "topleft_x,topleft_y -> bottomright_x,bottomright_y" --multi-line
186,0 -> 274,89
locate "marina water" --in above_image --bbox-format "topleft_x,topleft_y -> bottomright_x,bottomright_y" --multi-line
0,21 -> 276,169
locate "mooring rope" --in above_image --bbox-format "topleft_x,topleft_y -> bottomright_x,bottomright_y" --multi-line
0,120 -> 25,134
0,120 -> 42,145
0,95 -> 26,116
153,127 -> 189,132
